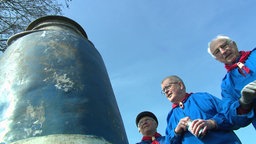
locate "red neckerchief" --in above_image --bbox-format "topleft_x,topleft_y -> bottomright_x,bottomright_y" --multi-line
141,132 -> 162,144
172,93 -> 192,109
225,51 -> 251,76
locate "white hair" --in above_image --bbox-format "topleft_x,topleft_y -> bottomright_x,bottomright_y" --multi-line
207,35 -> 232,58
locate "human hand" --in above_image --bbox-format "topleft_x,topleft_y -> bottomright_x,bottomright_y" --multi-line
174,117 -> 190,135
240,80 -> 256,104
188,119 -> 216,138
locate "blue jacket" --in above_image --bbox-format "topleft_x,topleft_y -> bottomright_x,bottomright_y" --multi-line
165,92 -> 242,144
136,136 -> 166,144
136,135 -> 182,144
221,48 -> 256,129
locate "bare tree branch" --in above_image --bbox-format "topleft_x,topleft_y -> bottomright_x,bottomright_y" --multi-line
0,0 -> 70,52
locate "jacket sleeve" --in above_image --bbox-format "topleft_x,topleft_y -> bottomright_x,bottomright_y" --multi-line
221,82 -> 254,129
209,93 -> 253,130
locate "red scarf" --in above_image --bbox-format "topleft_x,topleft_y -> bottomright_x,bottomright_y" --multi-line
141,132 -> 162,144
225,51 -> 251,76
172,93 -> 192,109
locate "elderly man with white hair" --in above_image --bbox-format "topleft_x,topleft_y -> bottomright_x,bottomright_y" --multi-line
208,35 -> 256,130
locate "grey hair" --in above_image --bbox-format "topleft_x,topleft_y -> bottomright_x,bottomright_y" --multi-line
161,75 -> 186,90
207,35 -> 232,58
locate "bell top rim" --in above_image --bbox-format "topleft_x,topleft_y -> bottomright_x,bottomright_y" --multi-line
26,15 -> 88,39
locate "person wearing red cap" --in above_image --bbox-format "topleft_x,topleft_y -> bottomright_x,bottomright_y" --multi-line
136,111 -> 181,144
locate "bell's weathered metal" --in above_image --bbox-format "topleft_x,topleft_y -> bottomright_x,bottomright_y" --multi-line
0,15 -> 128,144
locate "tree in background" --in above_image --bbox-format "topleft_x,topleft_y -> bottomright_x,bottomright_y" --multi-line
0,0 -> 72,52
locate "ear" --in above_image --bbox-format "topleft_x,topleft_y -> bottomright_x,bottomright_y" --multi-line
232,41 -> 237,46
138,127 -> 141,133
177,81 -> 183,89
232,41 -> 239,51
153,121 -> 158,128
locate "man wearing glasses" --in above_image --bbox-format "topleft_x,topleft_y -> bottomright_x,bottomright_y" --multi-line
136,111 -> 181,144
136,111 -> 165,144
208,35 -> 256,130
161,75 -> 243,144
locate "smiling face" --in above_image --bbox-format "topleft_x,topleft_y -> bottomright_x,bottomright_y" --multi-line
209,38 -> 240,65
138,116 -> 157,136
161,77 -> 186,104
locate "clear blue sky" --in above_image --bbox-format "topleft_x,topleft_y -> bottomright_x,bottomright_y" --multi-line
60,0 -> 255,143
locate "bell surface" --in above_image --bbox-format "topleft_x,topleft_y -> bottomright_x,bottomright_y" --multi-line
0,15 -> 128,144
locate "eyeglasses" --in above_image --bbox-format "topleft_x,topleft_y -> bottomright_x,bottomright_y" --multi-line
161,82 -> 178,95
212,40 -> 233,57
138,118 -> 154,127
